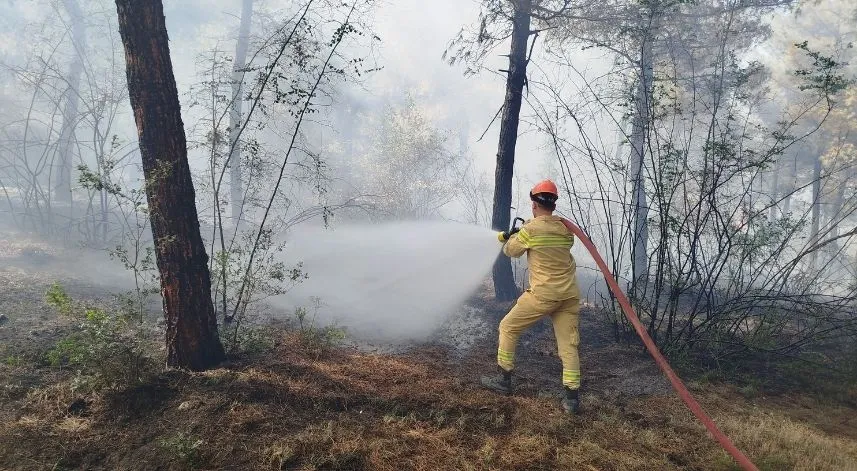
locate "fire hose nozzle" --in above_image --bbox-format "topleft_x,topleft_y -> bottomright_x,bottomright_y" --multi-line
499,217 -> 526,242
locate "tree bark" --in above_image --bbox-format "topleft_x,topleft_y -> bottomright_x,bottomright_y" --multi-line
769,156 -> 780,223
55,0 -> 86,204
830,177 -> 846,239
115,0 -> 225,370
491,0 -> 531,302
229,0 -> 254,226
809,154 -> 822,272
783,152 -> 798,216
825,177 -> 846,258
458,109 -> 469,159
629,22 -> 654,296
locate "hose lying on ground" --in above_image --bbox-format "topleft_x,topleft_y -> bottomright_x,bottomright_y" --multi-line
561,218 -> 759,471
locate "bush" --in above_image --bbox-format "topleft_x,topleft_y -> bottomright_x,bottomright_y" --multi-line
44,283 -> 154,388
158,432 -> 204,468
294,300 -> 347,357
224,325 -> 277,356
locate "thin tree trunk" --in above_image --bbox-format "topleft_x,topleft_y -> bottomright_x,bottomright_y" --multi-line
824,179 -> 847,260
809,154 -> 822,272
783,152 -> 798,216
853,251 -> 857,289
115,0 -> 225,370
344,105 -> 356,161
55,0 -> 86,205
769,157 -> 780,223
229,0 -> 254,226
458,111 -> 469,159
629,25 -> 654,297
491,0 -> 531,302
830,179 -> 845,239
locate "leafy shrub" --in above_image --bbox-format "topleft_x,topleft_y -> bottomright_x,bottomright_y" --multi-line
45,283 -> 72,315
44,283 -> 153,388
294,299 -> 347,358
158,432 -> 204,468
225,325 -> 277,356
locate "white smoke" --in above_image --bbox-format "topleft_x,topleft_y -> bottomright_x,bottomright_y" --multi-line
274,221 -> 501,341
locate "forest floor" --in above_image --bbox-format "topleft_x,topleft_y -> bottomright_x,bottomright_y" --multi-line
1,231 -> 856,470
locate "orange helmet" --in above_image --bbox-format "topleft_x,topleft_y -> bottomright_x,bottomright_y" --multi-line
530,179 -> 558,197
530,179 -> 559,209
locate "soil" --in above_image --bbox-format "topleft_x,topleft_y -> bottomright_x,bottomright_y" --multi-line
1,230 -> 856,470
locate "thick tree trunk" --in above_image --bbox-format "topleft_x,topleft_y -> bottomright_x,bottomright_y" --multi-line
629,27 -> 654,296
115,0 -> 225,370
491,0 -> 531,302
55,0 -> 86,204
229,0 -> 254,226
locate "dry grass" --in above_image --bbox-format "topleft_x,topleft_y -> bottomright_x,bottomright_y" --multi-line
1,328 -> 855,471
0,262 -> 855,471
714,412 -> 857,470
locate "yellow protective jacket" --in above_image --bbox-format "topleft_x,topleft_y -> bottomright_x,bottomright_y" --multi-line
502,215 -> 579,301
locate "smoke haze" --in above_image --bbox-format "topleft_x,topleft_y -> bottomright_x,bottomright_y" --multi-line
274,221 -> 500,341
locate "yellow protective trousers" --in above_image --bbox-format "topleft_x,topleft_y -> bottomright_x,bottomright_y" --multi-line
497,290 -> 581,389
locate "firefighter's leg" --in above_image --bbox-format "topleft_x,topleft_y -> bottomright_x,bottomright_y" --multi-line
496,290 -> 555,371
550,296 -> 581,413
550,296 -> 581,389
482,290 -> 554,394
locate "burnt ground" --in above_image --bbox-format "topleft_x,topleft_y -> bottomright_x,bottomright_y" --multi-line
1,231 -> 856,470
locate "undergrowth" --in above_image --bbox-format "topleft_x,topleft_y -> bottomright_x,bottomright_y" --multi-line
158,432 -> 205,468
43,283 -> 154,389
223,300 -> 347,360
0,285 -> 851,470
293,300 -> 347,358
2,319 -> 856,470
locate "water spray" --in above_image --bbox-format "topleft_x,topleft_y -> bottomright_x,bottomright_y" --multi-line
274,221 -> 501,342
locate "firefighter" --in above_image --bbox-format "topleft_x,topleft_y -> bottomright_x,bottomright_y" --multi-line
481,179 -> 582,414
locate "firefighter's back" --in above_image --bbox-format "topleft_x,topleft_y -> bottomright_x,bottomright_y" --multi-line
518,215 -> 579,301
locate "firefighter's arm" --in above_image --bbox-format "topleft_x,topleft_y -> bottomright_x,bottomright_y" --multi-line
501,227 -> 529,258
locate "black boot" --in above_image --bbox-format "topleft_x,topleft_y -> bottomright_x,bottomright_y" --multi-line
562,387 -> 580,414
480,367 -> 513,395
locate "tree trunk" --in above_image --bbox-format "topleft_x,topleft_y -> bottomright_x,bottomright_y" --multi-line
768,157 -> 780,223
229,0 -> 254,226
629,25 -> 654,296
830,178 -> 846,239
115,0 -> 225,370
809,154 -> 822,272
55,0 -> 86,204
344,104 -> 356,161
783,152 -> 798,216
458,110 -> 469,159
491,0 -> 531,302
825,178 -> 846,258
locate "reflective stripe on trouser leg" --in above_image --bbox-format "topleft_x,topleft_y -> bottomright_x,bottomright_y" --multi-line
562,369 -> 581,389
551,297 -> 581,389
497,348 -> 515,371
498,290 -> 555,372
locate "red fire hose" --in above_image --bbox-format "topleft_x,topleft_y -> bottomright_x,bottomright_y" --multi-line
560,218 -> 759,471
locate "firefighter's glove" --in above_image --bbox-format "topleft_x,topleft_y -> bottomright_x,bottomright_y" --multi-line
497,227 -> 520,242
